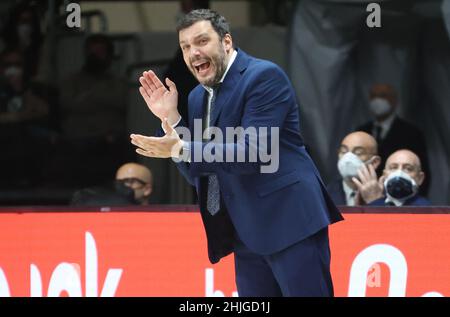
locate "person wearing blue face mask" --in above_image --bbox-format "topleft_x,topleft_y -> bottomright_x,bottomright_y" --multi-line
368,149 -> 431,207
327,131 -> 381,206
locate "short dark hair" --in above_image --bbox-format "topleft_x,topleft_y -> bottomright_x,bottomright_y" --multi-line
176,9 -> 231,40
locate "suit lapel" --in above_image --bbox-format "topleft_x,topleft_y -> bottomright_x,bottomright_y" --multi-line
190,88 -> 207,126
210,49 -> 249,127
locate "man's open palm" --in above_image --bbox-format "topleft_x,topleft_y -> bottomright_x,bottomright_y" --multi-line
139,70 -> 179,123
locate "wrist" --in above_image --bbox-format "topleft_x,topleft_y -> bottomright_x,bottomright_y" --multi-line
167,112 -> 181,126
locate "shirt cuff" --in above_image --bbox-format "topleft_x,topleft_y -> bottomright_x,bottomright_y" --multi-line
180,140 -> 191,163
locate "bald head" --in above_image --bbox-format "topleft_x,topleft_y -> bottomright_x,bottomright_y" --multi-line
116,163 -> 153,205
384,149 -> 425,186
116,163 -> 152,184
339,131 -> 378,158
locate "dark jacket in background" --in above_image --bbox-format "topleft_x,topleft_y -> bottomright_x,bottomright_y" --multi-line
369,195 -> 431,207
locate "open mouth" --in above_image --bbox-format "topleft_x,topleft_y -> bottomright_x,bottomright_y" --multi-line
193,61 -> 211,75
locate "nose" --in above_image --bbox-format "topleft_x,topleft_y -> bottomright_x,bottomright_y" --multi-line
189,46 -> 201,58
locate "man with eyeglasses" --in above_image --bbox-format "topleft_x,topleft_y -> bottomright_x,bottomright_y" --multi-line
327,131 -> 382,206
367,149 -> 431,206
115,163 -> 153,205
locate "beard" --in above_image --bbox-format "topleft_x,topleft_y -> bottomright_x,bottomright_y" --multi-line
189,44 -> 227,87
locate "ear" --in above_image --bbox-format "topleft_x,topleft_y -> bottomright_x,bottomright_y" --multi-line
415,171 -> 425,186
222,33 -> 233,52
144,185 -> 152,197
371,155 -> 382,170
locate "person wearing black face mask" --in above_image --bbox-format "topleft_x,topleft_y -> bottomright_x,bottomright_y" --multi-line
368,149 -> 431,207
115,163 -> 153,206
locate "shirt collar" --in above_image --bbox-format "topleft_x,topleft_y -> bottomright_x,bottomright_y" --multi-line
342,180 -> 357,206
203,49 -> 238,94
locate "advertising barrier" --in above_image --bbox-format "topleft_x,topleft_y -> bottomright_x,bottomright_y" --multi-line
0,207 -> 448,297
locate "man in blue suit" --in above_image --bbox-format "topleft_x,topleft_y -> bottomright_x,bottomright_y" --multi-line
130,9 -> 343,296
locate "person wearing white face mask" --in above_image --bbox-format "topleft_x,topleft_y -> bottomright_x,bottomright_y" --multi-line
1,2 -> 43,81
356,83 -> 430,196
327,131 -> 381,206
368,149 -> 431,206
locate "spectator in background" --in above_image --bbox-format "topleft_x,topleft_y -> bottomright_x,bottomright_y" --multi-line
70,162 -> 152,207
60,34 -> 128,140
0,48 -> 48,125
327,131 -> 381,206
363,149 -> 431,206
57,34 -> 134,187
0,48 -> 50,187
1,1 -> 43,82
356,83 -> 430,195
115,163 -> 153,206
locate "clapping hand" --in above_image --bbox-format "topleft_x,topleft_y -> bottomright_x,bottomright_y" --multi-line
138,70 -> 181,125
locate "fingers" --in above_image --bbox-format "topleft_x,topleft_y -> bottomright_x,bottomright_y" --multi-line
165,77 -> 178,93
139,86 -> 151,104
368,163 -> 377,179
132,140 -> 161,158
130,134 -> 159,149
358,163 -> 378,184
136,148 -> 158,158
139,76 -> 154,94
357,165 -> 369,183
352,177 -> 363,190
144,70 -> 164,90
130,133 -> 172,158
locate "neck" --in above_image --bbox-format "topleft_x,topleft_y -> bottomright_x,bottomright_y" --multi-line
222,48 -> 235,73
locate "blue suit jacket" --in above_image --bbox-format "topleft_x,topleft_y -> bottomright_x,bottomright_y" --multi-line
327,179 -> 347,206
163,49 -> 343,263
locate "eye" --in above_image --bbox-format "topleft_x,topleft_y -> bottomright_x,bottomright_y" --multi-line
404,166 -> 414,173
200,38 -> 208,45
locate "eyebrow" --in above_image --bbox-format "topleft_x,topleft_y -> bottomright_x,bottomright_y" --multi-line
179,33 -> 210,45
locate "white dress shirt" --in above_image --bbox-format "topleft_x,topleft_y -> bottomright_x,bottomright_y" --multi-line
342,180 -> 357,206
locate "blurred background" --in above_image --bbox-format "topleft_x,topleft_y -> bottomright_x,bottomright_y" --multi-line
0,0 -> 448,206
